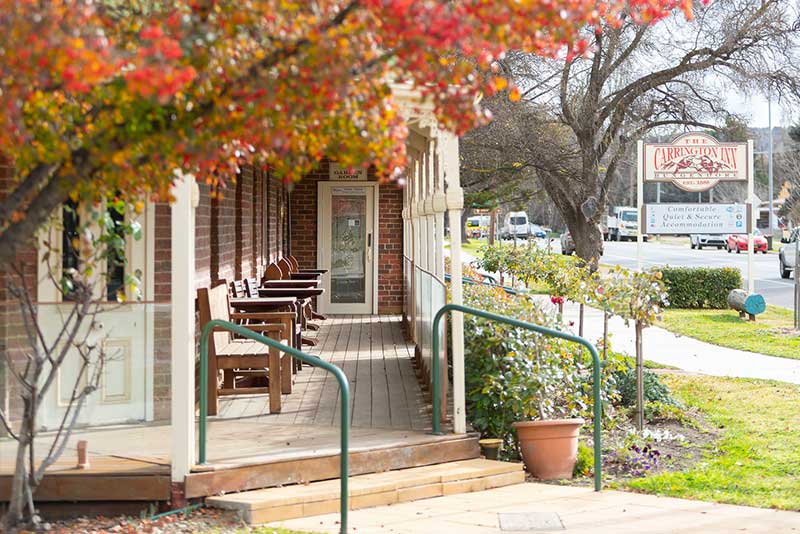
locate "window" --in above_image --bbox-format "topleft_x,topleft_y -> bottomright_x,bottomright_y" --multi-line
106,206 -> 126,301
620,211 -> 638,222
510,216 -> 526,225
62,200 -> 80,300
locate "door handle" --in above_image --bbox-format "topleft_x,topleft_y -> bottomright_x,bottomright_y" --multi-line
367,233 -> 372,248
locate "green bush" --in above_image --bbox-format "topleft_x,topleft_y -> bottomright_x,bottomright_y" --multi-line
660,267 -> 741,309
573,442 -> 594,477
461,275 -> 626,459
614,368 -> 674,407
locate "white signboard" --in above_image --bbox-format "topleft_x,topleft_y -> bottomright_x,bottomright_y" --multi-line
644,203 -> 750,235
329,163 -> 368,181
643,133 -> 748,192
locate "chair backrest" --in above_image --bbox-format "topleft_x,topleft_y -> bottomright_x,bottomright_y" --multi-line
277,257 -> 293,278
245,277 -> 260,298
197,283 -> 232,353
286,255 -> 299,271
231,280 -> 247,298
264,262 -> 284,281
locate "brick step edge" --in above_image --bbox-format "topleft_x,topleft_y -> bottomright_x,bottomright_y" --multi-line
207,459 -> 525,525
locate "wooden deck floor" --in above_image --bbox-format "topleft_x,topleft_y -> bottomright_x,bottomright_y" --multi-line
217,314 -> 430,431
0,315 -> 443,501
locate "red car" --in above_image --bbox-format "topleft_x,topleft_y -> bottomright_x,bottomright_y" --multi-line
726,232 -> 768,254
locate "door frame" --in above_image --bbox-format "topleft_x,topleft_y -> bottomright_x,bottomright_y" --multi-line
317,181 -> 379,315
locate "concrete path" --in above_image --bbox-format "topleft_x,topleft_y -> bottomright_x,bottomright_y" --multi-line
273,482 -> 800,533
546,298 -> 800,384
455,248 -> 800,384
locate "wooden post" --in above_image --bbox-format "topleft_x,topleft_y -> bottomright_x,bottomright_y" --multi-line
171,173 -> 198,483
635,320 -> 644,431
579,303 -> 585,337
76,440 -> 89,469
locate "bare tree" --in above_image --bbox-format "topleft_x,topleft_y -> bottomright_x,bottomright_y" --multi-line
1,202 -> 141,531
489,0 -> 800,265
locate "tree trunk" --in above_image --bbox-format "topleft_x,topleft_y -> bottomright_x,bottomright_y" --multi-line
4,426 -> 31,530
460,208 -> 471,245
569,215 -> 604,270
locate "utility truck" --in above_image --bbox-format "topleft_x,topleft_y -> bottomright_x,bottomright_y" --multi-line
607,206 -> 647,242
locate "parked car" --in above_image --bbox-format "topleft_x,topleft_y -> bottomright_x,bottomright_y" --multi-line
778,227 -> 798,279
560,231 -> 575,255
726,231 -> 768,254
529,224 -> 547,238
690,234 -> 726,250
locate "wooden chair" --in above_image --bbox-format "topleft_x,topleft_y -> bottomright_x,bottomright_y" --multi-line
261,263 -> 323,345
286,255 -> 327,275
198,283 -> 291,416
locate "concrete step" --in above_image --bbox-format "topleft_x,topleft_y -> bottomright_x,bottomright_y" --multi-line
206,458 -> 525,524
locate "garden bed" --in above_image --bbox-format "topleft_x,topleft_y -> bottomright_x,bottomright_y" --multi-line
40,510 -> 316,534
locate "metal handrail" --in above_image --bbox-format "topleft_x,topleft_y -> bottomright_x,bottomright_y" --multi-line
414,262 -> 447,287
199,319 -> 350,533
431,303 -> 603,492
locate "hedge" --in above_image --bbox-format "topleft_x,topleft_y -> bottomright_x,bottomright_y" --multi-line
660,266 -> 742,309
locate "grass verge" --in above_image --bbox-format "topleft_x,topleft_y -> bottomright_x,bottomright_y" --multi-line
658,306 -> 799,360
624,374 -> 800,510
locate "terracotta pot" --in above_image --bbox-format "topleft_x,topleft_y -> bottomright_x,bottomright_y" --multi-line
513,418 -> 584,479
478,438 -> 503,460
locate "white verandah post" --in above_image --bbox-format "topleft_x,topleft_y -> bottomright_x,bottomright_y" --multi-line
441,131 -> 466,434
170,174 -> 198,483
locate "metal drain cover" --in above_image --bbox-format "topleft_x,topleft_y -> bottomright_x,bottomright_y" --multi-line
498,512 -> 565,531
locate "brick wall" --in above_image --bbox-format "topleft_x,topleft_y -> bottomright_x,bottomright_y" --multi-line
153,203 -> 172,421
0,157 -> 40,432
289,159 -> 405,314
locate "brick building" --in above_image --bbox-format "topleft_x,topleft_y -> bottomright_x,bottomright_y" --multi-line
0,93 -> 470,511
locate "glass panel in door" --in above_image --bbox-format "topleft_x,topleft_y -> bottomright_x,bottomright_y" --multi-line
331,188 -> 367,304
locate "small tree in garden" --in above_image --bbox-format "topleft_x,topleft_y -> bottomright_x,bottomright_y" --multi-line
600,267 -> 669,430
1,203 -> 141,530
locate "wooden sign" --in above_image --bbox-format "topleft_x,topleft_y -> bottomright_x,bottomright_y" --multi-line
329,163 -> 368,181
643,133 -> 748,192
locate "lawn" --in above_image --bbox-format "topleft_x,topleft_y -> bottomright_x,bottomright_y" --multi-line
658,306 -> 800,360
624,374 -> 800,510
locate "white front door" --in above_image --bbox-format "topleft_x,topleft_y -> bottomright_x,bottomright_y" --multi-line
318,182 -> 378,314
37,204 -> 154,430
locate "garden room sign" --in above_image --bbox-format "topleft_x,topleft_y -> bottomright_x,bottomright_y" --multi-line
642,132 -> 748,192
329,163 -> 368,181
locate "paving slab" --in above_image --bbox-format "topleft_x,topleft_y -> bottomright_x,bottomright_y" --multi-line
272,482 -> 800,533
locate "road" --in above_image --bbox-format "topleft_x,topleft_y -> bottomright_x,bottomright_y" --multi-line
598,239 -> 795,309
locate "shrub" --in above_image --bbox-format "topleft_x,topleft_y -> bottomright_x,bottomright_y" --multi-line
462,280 -> 625,458
573,442 -> 594,477
614,368 -> 674,407
660,267 -> 741,309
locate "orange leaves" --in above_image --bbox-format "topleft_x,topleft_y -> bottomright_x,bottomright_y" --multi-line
0,0 -> 688,217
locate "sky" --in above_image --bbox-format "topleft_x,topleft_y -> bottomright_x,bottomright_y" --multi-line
729,90 -> 796,129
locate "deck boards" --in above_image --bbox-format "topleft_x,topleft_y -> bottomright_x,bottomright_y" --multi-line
0,315 -> 434,499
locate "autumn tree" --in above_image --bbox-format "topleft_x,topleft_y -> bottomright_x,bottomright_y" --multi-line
477,0 -> 800,264
0,0 -> 696,529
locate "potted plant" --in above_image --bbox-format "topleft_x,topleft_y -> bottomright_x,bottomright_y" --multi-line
511,330 -> 587,480
462,289 -> 612,480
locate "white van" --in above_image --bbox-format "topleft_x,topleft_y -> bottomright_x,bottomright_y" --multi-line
502,211 -> 529,239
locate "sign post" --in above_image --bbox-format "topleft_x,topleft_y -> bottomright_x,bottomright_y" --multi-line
637,140 -> 644,271
795,238 -> 799,330
639,133 -> 753,289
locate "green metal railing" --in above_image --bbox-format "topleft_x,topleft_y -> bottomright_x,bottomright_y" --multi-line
199,319 -> 351,533
431,304 -> 603,492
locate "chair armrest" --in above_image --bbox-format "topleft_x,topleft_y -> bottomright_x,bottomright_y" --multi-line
208,324 -> 284,334
241,323 -> 285,335
231,312 -> 297,321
